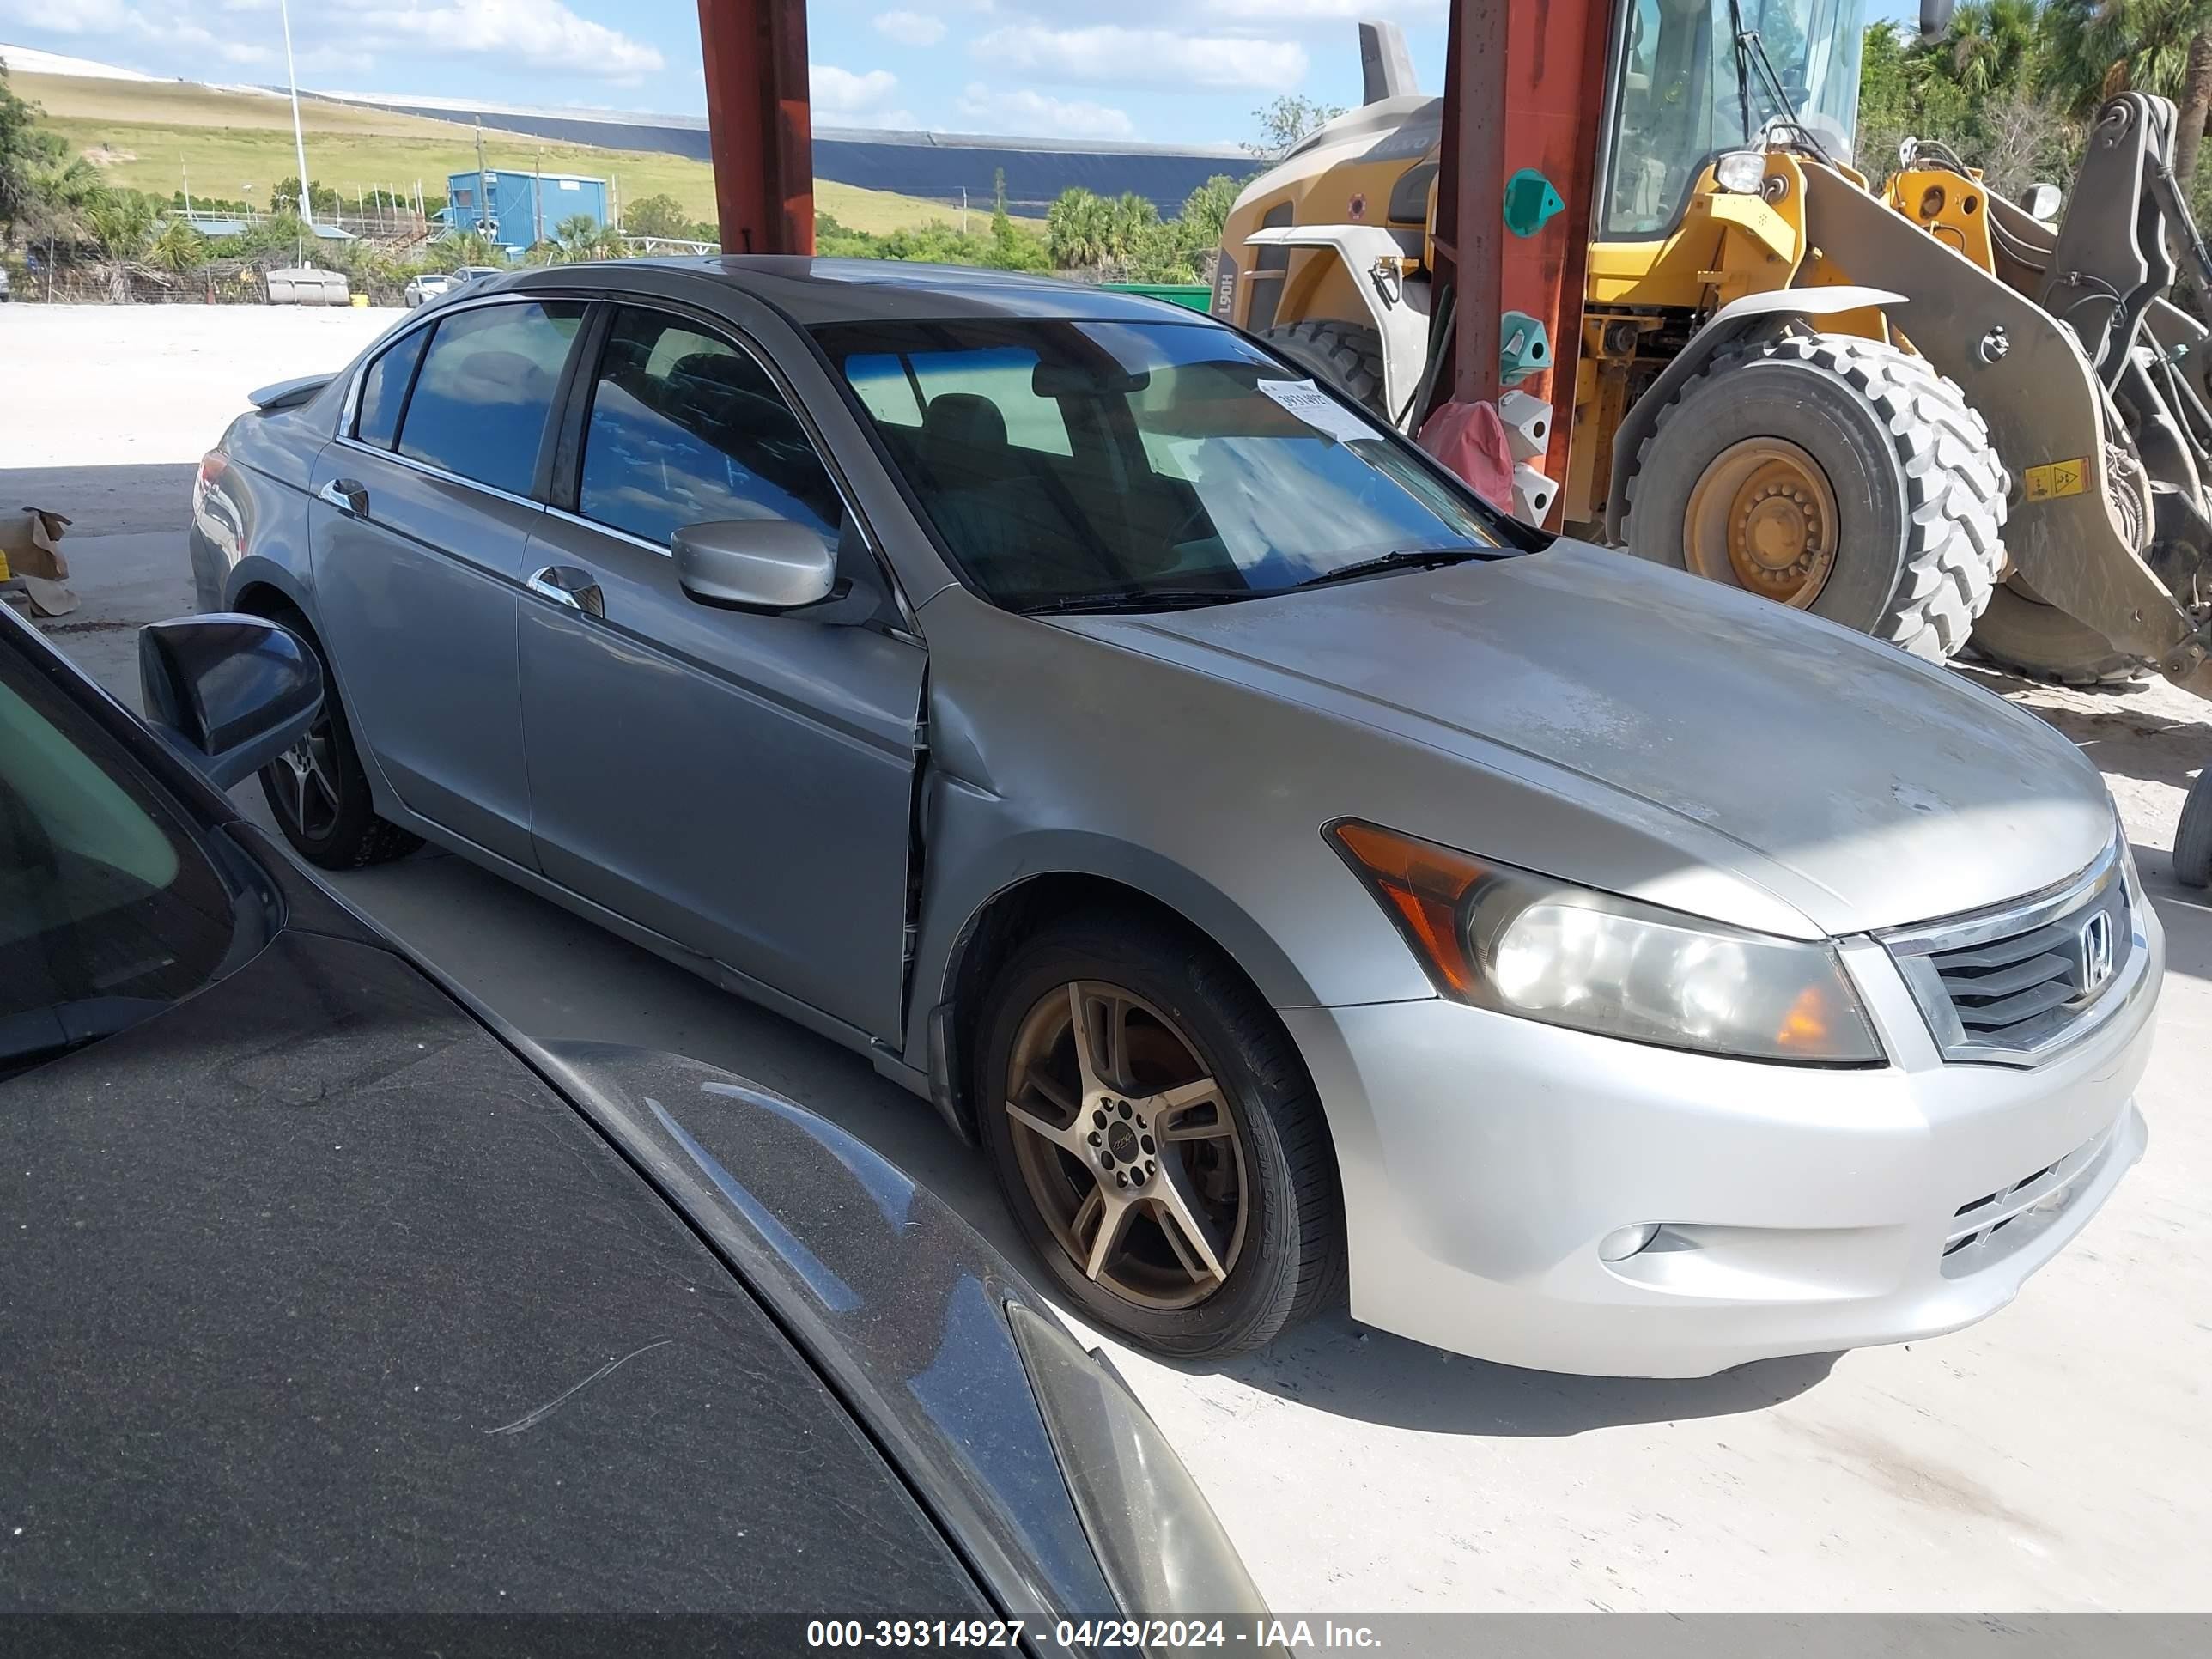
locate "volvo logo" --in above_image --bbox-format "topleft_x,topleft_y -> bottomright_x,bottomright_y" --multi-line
2078,909 -> 2116,994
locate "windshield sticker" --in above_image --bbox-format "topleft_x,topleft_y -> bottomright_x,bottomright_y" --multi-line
1255,378 -> 1376,444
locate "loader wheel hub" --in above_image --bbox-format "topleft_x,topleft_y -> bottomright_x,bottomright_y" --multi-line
1684,440 -> 1839,608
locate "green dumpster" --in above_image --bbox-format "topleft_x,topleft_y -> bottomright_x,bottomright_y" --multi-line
1100,283 -> 1212,313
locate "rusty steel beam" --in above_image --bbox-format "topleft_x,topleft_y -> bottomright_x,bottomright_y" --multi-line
1429,0 -> 1610,520
697,0 -> 815,256
1499,0 -> 1610,502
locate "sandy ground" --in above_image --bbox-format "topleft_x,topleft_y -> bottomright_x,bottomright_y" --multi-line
3,303 -> 2208,1621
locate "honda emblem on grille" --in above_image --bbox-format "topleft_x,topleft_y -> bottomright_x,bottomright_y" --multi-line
2077,909 -> 2116,994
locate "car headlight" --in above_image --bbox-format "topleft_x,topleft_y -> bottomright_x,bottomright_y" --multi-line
1005,1303 -> 1278,1635
1328,819 -> 1884,1065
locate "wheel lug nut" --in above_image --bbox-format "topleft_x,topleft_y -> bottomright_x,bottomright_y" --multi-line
1146,1159 -> 1156,1176
1088,1131 -> 1101,1146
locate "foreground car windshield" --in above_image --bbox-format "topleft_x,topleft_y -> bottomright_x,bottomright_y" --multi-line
813,317 -> 1504,609
0,653 -> 237,1079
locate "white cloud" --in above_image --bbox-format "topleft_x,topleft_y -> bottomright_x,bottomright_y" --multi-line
809,62 -> 916,128
971,24 -> 1306,92
873,9 -> 945,46
0,0 -> 663,84
1201,0 -> 1445,18
811,62 -> 898,112
954,82 -> 1133,139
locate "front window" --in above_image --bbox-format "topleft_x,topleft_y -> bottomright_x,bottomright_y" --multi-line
1604,0 -> 1866,238
0,647 -> 241,1080
813,318 -> 1504,611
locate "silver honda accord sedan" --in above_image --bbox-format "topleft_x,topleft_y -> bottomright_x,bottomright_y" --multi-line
187,258 -> 2159,1376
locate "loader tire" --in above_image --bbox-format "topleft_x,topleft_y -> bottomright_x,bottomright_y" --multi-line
1966,582 -> 2150,686
1262,320 -> 1389,418
1626,332 -> 2007,662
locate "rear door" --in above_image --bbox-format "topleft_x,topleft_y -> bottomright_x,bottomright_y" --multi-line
516,302 -> 925,1042
309,298 -> 586,866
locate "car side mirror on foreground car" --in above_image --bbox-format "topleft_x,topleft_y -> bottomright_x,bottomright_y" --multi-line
673,519 -> 841,614
138,614 -> 322,789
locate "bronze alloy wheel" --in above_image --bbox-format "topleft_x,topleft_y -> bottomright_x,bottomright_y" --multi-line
1002,981 -> 1249,1310
1682,435 -> 1841,609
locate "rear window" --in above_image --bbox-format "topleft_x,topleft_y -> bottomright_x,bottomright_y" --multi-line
354,327 -> 428,451
396,301 -> 585,496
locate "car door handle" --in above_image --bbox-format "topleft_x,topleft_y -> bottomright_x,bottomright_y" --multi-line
318,477 -> 369,518
526,563 -> 605,619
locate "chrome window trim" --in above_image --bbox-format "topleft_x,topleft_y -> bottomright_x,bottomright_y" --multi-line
330,432 -> 548,516
1878,838 -> 2143,1066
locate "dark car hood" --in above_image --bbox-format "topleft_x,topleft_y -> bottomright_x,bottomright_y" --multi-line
1066,544 -> 2116,934
0,927 -> 987,1614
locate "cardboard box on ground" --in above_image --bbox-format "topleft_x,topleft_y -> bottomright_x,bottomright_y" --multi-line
0,508 -> 78,617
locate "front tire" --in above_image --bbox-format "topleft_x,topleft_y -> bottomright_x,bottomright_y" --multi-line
975,915 -> 1345,1358
1261,319 -> 1389,419
1626,332 -> 2007,662
2177,766 -> 2212,888
1968,582 -> 2148,686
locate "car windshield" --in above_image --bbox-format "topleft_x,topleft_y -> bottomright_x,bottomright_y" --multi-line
1605,0 -> 1865,237
812,317 -> 1506,611
0,643 -> 240,1080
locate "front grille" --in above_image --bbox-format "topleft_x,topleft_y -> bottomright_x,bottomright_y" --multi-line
1882,840 -> 2136,1066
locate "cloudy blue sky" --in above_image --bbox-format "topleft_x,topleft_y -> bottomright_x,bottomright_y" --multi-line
0,1 -> 1918,149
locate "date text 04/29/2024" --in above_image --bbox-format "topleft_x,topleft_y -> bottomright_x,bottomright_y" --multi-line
803,1619 -> 1383,1650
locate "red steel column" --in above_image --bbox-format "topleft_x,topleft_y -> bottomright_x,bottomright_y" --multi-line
1435,0 -> 1507,409
1499,0 -> 1609,500
697,0 -> 815,255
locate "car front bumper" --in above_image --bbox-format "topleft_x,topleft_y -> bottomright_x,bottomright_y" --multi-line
1281,900 -> 2160,1378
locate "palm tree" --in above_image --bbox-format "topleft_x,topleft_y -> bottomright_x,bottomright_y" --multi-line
1946,0 -> 2042,98
144,220 -> 206,277
2043,0 -> 2212,180
550,211 -> 599,262
1046,188 -> 1112,270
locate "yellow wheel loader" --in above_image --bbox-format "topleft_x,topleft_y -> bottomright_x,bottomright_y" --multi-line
1214,10 -> 2212,695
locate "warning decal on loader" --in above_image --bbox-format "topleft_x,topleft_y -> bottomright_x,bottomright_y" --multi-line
2023,458 -> 2087,501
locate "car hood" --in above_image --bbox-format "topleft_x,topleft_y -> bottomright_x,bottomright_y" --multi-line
1060,544 -> 2115,936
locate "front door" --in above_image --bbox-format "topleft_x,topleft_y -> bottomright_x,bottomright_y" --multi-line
518,304 -> 924,1042
309,298 -> 585,865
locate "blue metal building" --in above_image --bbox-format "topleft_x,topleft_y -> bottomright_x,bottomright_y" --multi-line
442,167 -> 609,251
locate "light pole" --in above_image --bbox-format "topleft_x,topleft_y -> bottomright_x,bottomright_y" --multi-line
278,0 -> 315,235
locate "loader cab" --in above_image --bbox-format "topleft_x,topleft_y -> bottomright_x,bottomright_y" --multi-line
1600,0 -> 1866,239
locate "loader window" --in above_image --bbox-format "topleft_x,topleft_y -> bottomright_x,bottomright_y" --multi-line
1602,0 -> 1864,239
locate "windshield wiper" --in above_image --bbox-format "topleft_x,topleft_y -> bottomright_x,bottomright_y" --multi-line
1011,586 -> 1262,616
1291,545 -> 1492,591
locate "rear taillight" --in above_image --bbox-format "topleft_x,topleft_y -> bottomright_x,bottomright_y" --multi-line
198,451 -> 228,489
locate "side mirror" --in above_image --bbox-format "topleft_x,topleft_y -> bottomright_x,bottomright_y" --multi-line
138,614 -> 322,789
673,519 -> 840,613
2020,181 -> 2063,224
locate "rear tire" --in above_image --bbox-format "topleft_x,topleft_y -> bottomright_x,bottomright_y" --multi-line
1967,582 -> 2149,686
255,605 -> 422,870
1262,319 -> 1389,419
2176,767 -> 2212,889
974,914 -> 1345,1359
1626,332 -> 2006,662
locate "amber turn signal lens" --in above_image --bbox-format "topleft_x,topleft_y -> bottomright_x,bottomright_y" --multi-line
1326,819 -> 1490,996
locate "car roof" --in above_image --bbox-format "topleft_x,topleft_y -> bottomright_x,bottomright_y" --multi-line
497,254 -> 1218,327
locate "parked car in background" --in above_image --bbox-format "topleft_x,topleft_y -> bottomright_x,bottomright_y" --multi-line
402,271 -> 452,307
188,259 -> 2160,1376
0,598 -> 1270,1626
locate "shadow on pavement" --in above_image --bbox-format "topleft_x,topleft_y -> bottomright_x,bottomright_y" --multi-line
1166,1310 -> 1839,1437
